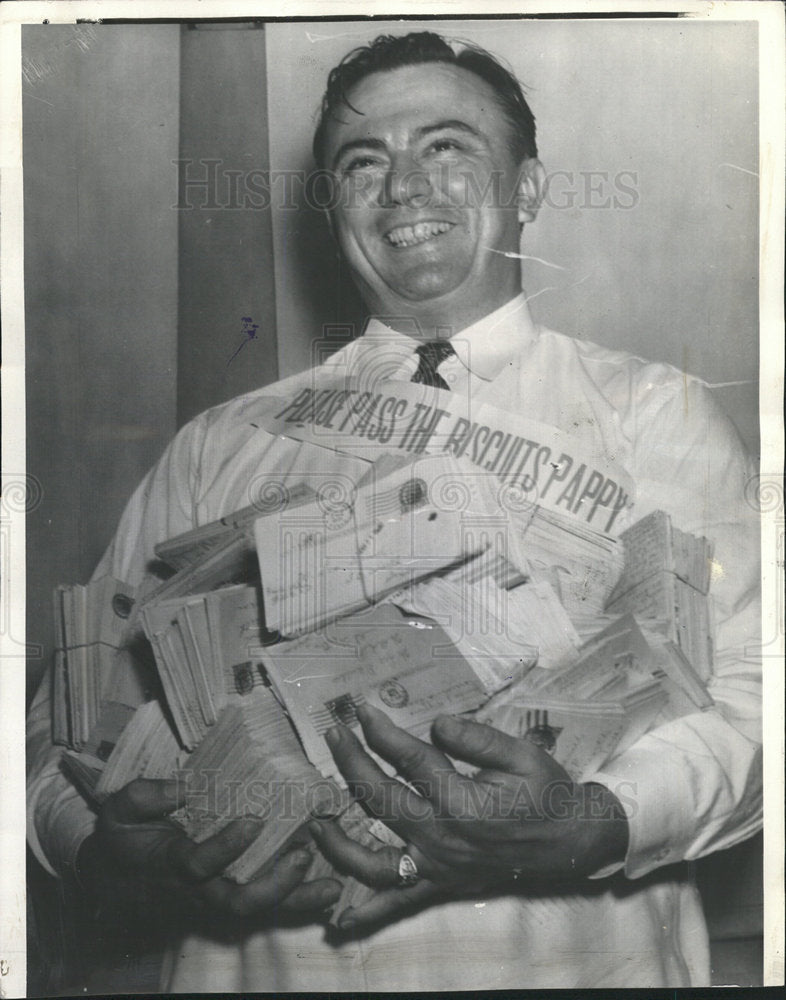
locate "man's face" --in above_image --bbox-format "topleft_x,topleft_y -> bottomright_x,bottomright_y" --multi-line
322,63 -> 532,327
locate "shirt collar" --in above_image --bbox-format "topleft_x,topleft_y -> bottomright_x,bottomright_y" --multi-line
362,292 -> 538,382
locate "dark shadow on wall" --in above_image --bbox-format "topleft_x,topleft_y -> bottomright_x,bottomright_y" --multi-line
280,193 -> 367,363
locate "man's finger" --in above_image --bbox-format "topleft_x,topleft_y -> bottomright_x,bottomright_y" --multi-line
279,878 -> 343,913
169,816 -> 266,883
357,705 -> 521,827
199,848 -> 313,919
432,715 -> 552,776
309,818 -> 410,888
336,880 -> 441,931
356,703 -> 457,797
106,777 -> 185,823
324,724 -> 433,840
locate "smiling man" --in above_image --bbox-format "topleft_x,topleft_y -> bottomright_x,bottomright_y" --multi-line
316,56 -> 544,332
27,31 -> 761,992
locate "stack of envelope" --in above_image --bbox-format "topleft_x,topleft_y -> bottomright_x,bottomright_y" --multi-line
52,439 -> 718,925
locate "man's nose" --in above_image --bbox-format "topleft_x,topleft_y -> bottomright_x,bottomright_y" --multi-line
381,154 -> 432,207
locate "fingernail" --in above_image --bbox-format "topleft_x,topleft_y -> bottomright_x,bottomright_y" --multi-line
322,886 -> 340,907
292,849 -> 311,867
242,810 -> 265,823
338,909 -> 357,929
434,714 -> 462,737
325,726 -> 343,747
308,820 -> 322,838
240,815 -> 265,832
311,803 -> 342,820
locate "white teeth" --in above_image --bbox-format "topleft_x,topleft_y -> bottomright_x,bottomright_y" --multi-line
385,221 -> 453,247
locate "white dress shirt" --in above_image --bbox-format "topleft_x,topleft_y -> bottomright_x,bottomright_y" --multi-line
27,293 -> 761,989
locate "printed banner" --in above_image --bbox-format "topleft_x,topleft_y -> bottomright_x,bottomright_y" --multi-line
260,377 -> 635,537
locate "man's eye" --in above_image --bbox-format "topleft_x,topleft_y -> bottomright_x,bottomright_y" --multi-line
429,138 -> 462,154
343,155 -> 383,173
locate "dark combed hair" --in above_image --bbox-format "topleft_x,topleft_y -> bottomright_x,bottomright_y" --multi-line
312,31 -> 537,169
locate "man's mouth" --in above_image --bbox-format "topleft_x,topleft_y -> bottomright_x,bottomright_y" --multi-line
384,221 -> 455,248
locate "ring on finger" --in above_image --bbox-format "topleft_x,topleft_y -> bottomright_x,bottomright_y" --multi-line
397,851 -> 419,887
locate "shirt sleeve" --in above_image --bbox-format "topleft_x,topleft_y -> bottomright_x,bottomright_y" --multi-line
26,415 -> 207,877
588,373 -> 762,878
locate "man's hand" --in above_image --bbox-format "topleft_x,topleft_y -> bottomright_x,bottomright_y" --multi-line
77,778 -> 341,934
310,704 -> 629,931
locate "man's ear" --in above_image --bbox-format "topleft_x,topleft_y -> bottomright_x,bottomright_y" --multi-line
516,158 -> 547,225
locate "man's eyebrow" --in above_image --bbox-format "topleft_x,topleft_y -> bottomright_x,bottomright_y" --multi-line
331,137 -> 387,170
416,119 -> 484,140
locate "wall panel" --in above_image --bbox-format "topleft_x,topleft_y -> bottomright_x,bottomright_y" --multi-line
177,23 -> 278,428
24,24 -> 181,695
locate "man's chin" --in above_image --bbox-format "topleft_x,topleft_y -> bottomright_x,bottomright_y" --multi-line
379,267 -> 471,307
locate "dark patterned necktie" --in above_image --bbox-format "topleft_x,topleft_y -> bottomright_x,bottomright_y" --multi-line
411,340 -> 455,390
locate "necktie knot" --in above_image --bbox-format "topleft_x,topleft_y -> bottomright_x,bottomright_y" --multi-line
411,340 -> 455,390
